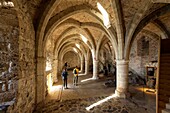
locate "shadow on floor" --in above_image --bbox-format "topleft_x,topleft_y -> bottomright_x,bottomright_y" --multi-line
34,72 -> 156,113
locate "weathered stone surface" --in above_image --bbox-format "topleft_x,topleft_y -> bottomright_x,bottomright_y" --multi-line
34,96 -> 153,113
63,51 -> 80,68
0,0 -> 169,113
0,8 -> 19,103
129,32 -> 159,80
0,1 -> 35,113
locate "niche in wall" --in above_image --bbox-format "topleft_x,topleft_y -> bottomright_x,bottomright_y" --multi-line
137,36 -> 149,56
129,34 -> 159,79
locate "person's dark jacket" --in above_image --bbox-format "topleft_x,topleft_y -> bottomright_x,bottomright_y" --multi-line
62,71 -> 68,79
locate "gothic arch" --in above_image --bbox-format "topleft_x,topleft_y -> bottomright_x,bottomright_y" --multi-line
125,4 -> 170,60
37,4 -> 118,59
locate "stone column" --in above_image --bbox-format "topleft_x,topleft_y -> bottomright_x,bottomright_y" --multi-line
52,59 -> 58,83
93,60 -> 99,79
115,60 -> 129,98
80,59 -> 84,73
36,57 -> 46,104
85,60 -> 89,75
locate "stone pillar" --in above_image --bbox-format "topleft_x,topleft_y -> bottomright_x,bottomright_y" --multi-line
115,60 -> 129,98
36,57 -> 46,104
52,59 -> 58,83
85,60 -> 89,75
93,60 -> 99,79
80,59 -> 84,73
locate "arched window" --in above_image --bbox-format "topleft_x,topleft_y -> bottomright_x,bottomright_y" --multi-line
97,2 -> 110,28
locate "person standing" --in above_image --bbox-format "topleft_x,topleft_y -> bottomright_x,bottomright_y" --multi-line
61,68 -> 68,89
73,66 -> 79,86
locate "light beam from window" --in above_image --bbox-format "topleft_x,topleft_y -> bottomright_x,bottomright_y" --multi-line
73,48 -> 78,53
80,34 -> 88,44
86,94 -> 117,111
81,78 -> 95,83
97,2 -> 110,28
76,43 -> 80,49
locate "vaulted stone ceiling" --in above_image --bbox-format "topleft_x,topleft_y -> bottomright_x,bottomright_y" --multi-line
28,0 -> 169,36
26,0 -> 170,58
1,1 -> 170,112
159,12 -> 170,33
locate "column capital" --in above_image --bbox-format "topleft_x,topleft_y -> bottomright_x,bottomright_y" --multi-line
116,59 -> 129,65
93,60 -> 99,62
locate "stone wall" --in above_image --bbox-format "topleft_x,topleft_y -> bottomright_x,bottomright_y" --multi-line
63,51 -> 80,68
129,34 -> 159,79
98,48 -> 114,73
0,8 -> 19,102
0,0 -> 36,113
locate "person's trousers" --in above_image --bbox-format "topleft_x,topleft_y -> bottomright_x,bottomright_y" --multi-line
73,76 -> 78,85
63,78 -> 67,88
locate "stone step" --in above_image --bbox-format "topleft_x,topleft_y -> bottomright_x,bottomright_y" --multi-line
166,103 -> 170,109
162,109 -> 170,113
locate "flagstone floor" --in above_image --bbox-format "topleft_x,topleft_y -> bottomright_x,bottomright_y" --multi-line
34,71 -> 156,113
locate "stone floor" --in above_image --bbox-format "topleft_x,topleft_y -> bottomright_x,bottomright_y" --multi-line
34,71 -> 156,113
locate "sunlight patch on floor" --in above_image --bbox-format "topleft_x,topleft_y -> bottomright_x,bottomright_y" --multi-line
136,87 -> 156,95
81,78 -> 95,83
49,85 -> 62,93
86,93 -> 116,111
